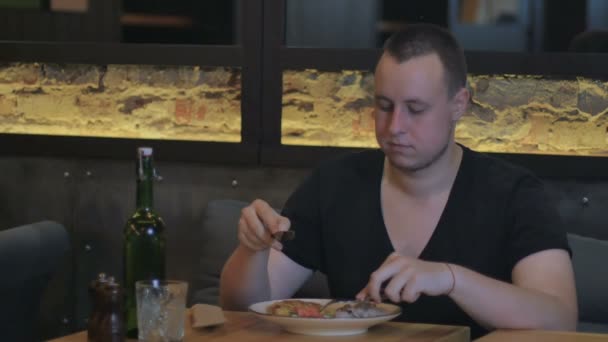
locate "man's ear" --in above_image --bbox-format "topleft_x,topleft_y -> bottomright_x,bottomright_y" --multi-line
451,87 -> 470,121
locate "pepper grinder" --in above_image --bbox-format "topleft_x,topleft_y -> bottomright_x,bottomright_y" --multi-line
87,273 -> 109,342
97,277 -> 125,342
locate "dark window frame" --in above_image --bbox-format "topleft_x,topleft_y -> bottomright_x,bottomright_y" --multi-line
0,0 -> 607,178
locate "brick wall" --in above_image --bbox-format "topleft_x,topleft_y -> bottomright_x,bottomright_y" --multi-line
283,70 -> 608,156
0,63 -> 242,142
2,63 -> 608,156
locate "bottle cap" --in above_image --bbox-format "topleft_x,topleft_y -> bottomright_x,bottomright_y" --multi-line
90,273 -> 108,289
138,147 -> 153,157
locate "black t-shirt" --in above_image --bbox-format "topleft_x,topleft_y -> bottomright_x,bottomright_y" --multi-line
280,145 -> 570,339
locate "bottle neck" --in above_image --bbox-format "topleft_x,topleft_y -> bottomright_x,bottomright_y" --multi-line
136,155 -> 154,210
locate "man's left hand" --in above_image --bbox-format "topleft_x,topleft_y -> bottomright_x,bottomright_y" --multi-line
356,252 -> 455,303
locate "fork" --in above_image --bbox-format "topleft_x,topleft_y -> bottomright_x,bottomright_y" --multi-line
359,286 -> 388,304
271,230 -> 295,242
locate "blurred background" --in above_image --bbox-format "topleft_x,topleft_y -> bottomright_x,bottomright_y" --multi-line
0,0 -> 606,52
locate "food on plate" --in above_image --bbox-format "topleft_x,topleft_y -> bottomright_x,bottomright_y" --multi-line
333,300 -> 389,318
267,300 -> 324,318
266,299 -> 391,319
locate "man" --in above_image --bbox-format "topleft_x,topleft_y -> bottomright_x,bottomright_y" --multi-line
220,24 -> 577,338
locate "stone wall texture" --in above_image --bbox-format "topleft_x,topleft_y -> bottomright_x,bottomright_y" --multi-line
0,63 -> 242,142
2,63 -> 607,156
282,69 -> 608,156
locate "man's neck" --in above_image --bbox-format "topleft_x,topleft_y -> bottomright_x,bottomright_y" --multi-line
383,143 -> 463,199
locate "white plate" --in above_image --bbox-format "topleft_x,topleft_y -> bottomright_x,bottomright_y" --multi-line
249,298 -> 402,336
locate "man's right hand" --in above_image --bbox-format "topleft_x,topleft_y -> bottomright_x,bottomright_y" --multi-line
238,199 -> 291,252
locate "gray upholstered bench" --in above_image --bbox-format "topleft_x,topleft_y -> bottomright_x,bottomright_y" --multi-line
0,221 -> 70,342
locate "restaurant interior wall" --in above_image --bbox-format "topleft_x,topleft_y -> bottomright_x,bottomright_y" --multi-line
1,0 -> 608,339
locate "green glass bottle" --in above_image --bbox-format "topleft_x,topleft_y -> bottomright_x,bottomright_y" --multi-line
123,147 -> 166,338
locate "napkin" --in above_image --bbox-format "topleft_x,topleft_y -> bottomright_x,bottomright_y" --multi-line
191,304 -> 227,328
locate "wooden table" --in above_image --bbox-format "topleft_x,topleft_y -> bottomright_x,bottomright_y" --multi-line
476,329 -> 608,342
50,311 -> 470,342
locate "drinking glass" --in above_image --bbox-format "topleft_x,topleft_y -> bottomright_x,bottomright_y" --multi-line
136,280 -> 188,342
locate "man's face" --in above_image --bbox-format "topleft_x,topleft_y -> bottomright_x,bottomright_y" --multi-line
373,52 -> 464,173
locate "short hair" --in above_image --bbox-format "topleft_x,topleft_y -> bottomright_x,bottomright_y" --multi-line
569,30 -> 608,53
383,23 -> 467,97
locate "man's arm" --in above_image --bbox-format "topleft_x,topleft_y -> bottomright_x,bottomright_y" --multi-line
449,249 -> 577,330
359,249 -> 577,331
449,175 -> 578,331
220,247 -> 312,310
219,199 -> 313,311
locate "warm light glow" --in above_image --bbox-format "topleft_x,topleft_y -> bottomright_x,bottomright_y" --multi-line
3,63 -> 607,157
282,69 -> 608,156
0,63 -> 242,142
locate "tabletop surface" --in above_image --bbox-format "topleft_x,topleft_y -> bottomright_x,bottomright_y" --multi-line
475,329 -> 608,342
50,310 -> 608,342
49,310 -> 470,342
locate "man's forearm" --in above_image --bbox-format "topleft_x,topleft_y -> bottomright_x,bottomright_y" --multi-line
449,264 -> 577,331
219,245 -> 271,311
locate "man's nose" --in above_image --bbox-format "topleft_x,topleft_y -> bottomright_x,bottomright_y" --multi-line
388,109 -> 407,134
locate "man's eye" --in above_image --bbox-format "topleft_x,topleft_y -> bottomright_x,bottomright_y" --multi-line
409,107 -> 425,114
380,105 -> 393,112
375,101 -> 393,112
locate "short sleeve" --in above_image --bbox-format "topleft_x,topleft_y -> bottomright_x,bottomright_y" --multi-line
280,169 -> 324,272
505,175 -> 571,271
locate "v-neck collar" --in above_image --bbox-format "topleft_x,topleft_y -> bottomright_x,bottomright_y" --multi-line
373,144 -> 473,260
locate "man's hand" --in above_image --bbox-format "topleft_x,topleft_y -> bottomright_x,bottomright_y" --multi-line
357,253 -> 454,303
238,199 -> 291,252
